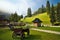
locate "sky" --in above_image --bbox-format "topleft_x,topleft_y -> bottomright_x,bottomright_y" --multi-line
0,0 -> 60,16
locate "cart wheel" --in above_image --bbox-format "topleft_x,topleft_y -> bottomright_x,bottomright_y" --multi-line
12,32 -> 16,39
20,34 -> 24,40
23,33 -> 25,38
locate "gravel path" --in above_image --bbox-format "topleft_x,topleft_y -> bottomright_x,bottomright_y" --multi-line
31,28 -> 60,35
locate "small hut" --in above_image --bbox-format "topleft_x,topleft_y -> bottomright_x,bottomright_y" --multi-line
0,15 -> 9,25
32,18 -> 42,27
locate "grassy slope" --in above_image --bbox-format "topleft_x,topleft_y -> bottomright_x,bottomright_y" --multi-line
20,12 -> 51,25
0,28 -> 60,40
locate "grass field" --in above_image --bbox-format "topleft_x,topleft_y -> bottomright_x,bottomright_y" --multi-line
20,12 -> 51,25
37,27 -> 60,32
0,28 -> 60,40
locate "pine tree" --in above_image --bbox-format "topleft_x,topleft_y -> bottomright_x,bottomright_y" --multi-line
50,4 -> 56,25
20,15 -> 23,18
13,12 -> 18,22
41,5 -> 45,13
56,3 -> 60,22
27,8 -> 32,17
46,0 -> 50,15
9,12 -> 19,22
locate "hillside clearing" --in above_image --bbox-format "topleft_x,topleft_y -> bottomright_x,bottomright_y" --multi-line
20,12 -> 51,25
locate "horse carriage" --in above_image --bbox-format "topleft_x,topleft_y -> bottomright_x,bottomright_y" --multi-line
9,22 -> 30,40
12,28 -> 29,40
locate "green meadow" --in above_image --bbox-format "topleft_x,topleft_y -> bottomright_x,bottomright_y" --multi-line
37,27 -> 60,32
0,28 -> 60,40
20,12 -> 51,25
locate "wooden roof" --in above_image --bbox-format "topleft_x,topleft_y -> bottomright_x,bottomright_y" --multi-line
32,18 -> 42,23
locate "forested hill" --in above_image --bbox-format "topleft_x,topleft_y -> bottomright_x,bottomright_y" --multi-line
0,11 -> 10,19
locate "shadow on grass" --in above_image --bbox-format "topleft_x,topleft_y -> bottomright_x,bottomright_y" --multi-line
24,35 -> 42,40
13,35 -> 42,40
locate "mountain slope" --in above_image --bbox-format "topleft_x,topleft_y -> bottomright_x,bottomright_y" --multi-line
0,11 -> 10,19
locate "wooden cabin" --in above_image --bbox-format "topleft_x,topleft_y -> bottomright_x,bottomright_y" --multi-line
32,18 -> 42,27
0,15 -> 9,27
0,19 -> 9,24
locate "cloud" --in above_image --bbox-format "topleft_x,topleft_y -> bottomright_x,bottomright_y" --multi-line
0,0 -> 36,16
0,0 -> 17,13
15,0 -> 36,16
